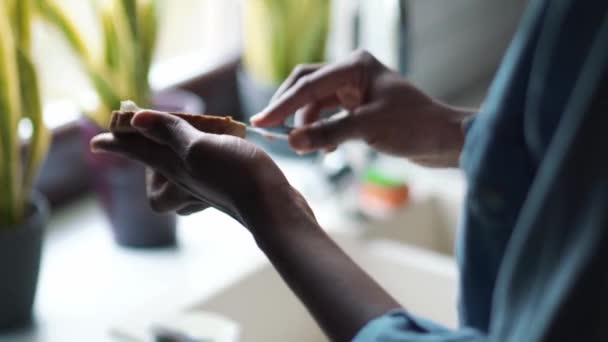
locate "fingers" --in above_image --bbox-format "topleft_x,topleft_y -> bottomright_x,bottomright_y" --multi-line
146,169 -> 201,213
130,110 -> 201,157
271,64 -> 323,103
294,95 -> 340,127
147,168 -> 167,190
295,104 -> 321,128
251,61 -> 364,127
92,132 -> 207,214
336,86 -> 364,111
289,110 -> 363,153
91,133 -> 183,176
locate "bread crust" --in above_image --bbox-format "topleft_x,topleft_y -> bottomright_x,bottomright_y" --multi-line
110,111 -> 246,138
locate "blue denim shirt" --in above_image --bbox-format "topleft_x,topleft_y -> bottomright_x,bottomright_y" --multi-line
354,1 -> 608,341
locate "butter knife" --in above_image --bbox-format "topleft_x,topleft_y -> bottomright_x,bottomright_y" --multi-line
245,125 -> 294,140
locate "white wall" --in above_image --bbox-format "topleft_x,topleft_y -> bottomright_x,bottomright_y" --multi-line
406,0 -> 528,99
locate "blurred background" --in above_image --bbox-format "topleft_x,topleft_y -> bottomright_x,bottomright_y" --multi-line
1,0 -> 527,341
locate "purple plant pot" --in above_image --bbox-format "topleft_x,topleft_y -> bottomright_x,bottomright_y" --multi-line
80,89 -> 205,248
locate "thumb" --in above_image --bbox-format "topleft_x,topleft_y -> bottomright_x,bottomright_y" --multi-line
289,110 -> 362,153
131,110 -> 200,155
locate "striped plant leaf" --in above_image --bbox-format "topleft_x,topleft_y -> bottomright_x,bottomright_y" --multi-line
267,0 -> 290,82
0,1 -> 24,225
243,0 -> 330,84
102,0 -> 137,101
38,0 -> 158,126
243,0 -> 286,84
37,0 -> 93,63
120,0 -> 138,39
38,0 -> 121,125
288,0 -> 329,71
134,0 -> 158,106
13,0 -> 33,55
137,0 -> 158,81
86,69 -> 122,126
100,7 -> 121,72
17,48 -> 50,196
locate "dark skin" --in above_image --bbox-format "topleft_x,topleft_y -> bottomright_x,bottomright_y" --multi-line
91,50 -> 475,341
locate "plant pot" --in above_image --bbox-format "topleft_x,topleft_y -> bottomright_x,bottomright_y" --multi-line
0,192 -> 49,331
29,120 -> 91,209
236,66 -> 312,158
80,89 -> 205,248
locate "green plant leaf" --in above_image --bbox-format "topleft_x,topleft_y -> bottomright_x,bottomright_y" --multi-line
121,0 -> 138,39
100,7 -> 121,71
86,69 -> 122,125
13,0 -> 33,55
243,0 -> 330,84
288,0 -> 329,72
268,0 -> 289,82
37,0 -> 93,63
137,0 -> 158,80
134,0 -> 158,106
39,0 -> 121,123
39,0 -> 156,125
0,1 -> 24,225
101,0 -> 137,101
17,49 -> 50,196
243,0 -> 289,84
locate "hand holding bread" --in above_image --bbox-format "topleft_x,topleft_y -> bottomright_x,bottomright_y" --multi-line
90,102 -> 293,227
110,100 -> 247,137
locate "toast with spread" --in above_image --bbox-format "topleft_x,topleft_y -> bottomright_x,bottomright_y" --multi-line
110,101 -> 246,138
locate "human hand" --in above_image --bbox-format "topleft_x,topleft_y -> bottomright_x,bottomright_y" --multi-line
90,110 -> 313,229
251,50 -> 471,166
145,168 -> 207,216
94,111 -> 400,342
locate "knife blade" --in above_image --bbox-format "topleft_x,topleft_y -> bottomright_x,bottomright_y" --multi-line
245,125 -> 294,140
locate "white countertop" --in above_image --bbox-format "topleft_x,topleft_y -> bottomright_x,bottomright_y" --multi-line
0,154 -> 464,342
2,198 -> 268,342
0,157 -> 357,342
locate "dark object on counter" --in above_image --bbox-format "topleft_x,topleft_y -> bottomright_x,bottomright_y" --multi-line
152,326 -> 209,342
0,193 -> 48,331
79,89 -> 204,248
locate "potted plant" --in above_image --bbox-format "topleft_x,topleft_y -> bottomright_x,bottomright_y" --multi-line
37,0 -> 203,248
238,0 -> 331,155
0,0 -> 51,330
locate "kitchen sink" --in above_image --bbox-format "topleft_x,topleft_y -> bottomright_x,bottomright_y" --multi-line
194,235 -> 459,342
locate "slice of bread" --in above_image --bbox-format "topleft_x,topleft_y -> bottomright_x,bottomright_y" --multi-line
110,111 -> 246,138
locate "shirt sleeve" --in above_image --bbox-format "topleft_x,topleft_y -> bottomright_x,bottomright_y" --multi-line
353,310 -> 486,342
462,115 -> 477,135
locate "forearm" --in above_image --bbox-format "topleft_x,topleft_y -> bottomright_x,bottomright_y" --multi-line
243,187 -> 400,341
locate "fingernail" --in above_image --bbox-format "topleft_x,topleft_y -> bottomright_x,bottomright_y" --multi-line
89,138 -> 101,153
131,112 -> 154,129
249,113 -> 265,125
90,143 -> 103,154
291,133 -> 311,149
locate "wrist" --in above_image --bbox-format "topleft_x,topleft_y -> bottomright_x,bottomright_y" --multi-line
239,182 -> 320,241
429,102 -> 475,166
